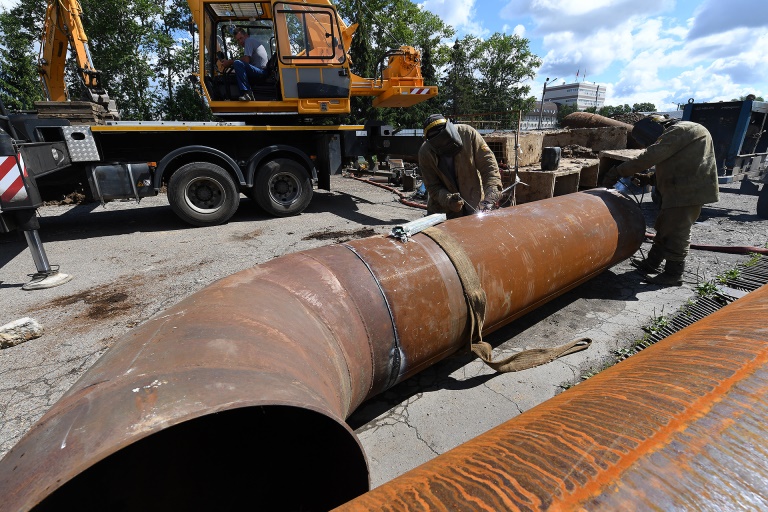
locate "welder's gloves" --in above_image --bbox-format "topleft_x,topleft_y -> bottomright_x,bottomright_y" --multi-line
483,186 -> 501,205
446,192 -> 465,212
602,166 -> 621,188
631,172 -> 655,187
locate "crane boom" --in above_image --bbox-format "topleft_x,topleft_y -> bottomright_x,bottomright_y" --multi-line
38,0 -> 119,118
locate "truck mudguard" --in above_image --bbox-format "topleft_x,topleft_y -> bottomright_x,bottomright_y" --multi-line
245,145 -> 316,187
154,145 -> 245,190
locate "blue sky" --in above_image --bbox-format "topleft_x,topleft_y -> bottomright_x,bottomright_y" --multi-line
419,0 -> 768,110
3,0 -> 764,111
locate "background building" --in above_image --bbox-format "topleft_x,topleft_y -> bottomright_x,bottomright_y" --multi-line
521,101 -> 559,130
544,82 -> 605,110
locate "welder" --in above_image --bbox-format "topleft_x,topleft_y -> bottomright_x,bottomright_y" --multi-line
418,114 -> 503,218
603,115 -> 719,286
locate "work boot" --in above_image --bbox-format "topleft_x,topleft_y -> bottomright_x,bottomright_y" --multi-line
631,246 -> 664,274
238,91 -> 255,101
647,260 -> 685,286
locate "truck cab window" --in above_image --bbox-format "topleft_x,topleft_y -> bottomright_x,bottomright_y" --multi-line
275,2 -> 344,65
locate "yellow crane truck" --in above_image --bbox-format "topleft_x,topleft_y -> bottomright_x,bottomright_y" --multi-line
2,0 -> 436,288
11,0 -> 436,226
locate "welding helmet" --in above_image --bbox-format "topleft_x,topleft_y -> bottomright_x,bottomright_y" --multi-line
423,114 -> 463,156
631,116 -> 665,148
632,114 -> 680,147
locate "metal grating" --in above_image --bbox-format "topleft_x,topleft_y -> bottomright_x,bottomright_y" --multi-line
617,255 -> 768,361
210,2 -> 264,18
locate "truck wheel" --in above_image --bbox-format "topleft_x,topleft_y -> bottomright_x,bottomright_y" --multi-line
758,184 -> 768,218
168,162 -> 240,226
253,158 -> 312,217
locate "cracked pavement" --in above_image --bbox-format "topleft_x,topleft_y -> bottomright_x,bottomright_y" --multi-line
2,176 -> 767,490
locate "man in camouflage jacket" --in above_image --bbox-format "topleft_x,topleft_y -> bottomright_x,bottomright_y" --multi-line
418,115 -> 503,218
604,117 -> 719,285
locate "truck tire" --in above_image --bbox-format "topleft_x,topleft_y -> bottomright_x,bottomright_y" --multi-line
253,158 -> 312,217
167,162 -> 240,226
758,184 -> 768,218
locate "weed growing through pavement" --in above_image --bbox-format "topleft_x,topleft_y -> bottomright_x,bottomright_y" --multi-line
695,280 -> 719,297
744,252 -> 761,267
717,268 -> 741,283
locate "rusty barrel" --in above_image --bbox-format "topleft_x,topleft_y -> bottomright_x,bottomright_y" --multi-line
335,284 -> 768,511
0,189 -> 643,511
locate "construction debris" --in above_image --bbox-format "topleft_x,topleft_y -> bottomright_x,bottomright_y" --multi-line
0,317 -> 43,349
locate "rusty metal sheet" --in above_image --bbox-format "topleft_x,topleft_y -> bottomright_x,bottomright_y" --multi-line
335,284 -> 768,511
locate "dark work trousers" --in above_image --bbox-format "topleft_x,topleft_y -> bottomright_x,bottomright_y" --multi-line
653,205 -> 702,262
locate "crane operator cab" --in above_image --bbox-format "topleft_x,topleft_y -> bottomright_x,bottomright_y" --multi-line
196,0 -> 352,115
210,21 -> 279,101
188,0 -> 437,116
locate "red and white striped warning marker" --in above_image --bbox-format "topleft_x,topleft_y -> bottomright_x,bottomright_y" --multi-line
0,154 -> 28,203
408,88 -> 431,95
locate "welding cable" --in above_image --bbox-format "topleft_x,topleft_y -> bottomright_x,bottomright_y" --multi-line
644,233 -> 768,255
350,176 -> 427,210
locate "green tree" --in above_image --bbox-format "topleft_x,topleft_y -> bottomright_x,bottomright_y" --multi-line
161,80 -> 212,120
75,0 -> 162,119
476,33 -> 540,117
153,0 -> 205,120
339,0 -> 377,123
632,102 -> 656,112
439,36 -> 482,120
336,0 -> 451,127
731,95 -> 765,101
598,104 -> 632,117
0,0 -> 46,110
557,103 -> 578,125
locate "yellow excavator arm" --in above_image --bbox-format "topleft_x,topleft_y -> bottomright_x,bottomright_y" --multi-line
187,0 -> 437,115
39,0 -> 119,117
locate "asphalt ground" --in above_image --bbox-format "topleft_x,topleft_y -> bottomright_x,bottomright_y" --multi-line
1,174 -> 767,490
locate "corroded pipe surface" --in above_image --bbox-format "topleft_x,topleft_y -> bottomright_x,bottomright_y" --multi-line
335,284 -> 768,511
562,111 -> 635,130
0,189 -> 643,511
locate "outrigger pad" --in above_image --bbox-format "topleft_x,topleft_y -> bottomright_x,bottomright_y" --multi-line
22,271 -> 73,291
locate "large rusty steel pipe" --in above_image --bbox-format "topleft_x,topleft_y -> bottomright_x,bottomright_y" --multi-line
561,112 -> 645,149
561,111 -> 635,130
335,284 -> 768,511
0,189 -> 643,511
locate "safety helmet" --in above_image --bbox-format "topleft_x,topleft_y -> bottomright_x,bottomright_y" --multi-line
423,114 -> 463,156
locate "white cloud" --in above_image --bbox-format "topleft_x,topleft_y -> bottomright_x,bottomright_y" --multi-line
688,0 -> 768,40
501,23 -> 526,37
507,0 -> 767,109
501,0 -> 673,35
425,0 -> 767,108
420,0 -> 488,35
538,20 -> 638,77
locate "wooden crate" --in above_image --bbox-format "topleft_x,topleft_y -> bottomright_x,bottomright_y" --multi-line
597,149 -> 645,183
483,132 -> 543,168
515,169 -> 581,204
579,163 -> 599,189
